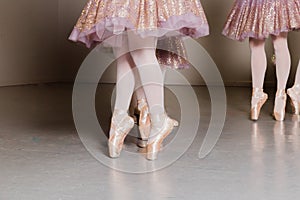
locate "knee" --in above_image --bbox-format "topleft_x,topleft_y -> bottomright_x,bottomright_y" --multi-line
272,36 -> 289,54
116,53 -> 131,64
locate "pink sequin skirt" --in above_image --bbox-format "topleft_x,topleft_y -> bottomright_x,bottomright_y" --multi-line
156,36 -> 190,69
69,0 -> 209,48
222,0 -> 300,41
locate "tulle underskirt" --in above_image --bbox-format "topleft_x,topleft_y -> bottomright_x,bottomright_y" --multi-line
69,0 -> 209,47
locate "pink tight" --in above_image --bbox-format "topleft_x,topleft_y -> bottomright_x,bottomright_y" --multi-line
249,32 -> 291,90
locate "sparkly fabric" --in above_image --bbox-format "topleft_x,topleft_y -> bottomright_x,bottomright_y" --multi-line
69,0 -> 209,48
157,36 -> 189,69
223,0 -> 300,41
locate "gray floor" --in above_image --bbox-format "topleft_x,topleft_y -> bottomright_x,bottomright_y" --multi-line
0,84 -> 299,200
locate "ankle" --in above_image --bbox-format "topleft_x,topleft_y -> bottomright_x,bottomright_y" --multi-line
274,90 -> 287,110
137,98 -> 148,110
252,88 -> 265,97
276,89 -> 286,97
292,84 -> 300,90
149,104 -> 165,115
151,113 -> 166,127
252,87 -> 263,93
112,109 -> 128,120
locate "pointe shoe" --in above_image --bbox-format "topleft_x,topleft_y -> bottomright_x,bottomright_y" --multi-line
108,110 -> 134,158
136,99 -> 151,148
287,85 -> 300,115
250,88 -> 268,121
138,116 -> 178,148
273,90 -> 287,121
146,114 -> 177,160
136,99 -> 179,148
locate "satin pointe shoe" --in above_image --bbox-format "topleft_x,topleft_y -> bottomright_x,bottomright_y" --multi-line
108,109 -> 134,158
146,114 -> 177,160
250,88 -> 268,121
136,99 -> 179,148
287,85 -> 300,115
136,98 -> 151,148
273,89 -> 287,121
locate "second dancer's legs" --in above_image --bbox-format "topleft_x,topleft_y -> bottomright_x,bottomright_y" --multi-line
249,33 -> 291,121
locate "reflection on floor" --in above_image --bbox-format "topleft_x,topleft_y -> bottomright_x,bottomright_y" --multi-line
0,84 -> 299,200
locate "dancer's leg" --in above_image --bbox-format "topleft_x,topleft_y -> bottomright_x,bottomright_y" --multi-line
271,33 -> 290,121
271,33 -> 291,90
287,57 -> 300,114
249,38 -> 268,120
127,33 -> 164,116
113,38 -> 135,113
108,36 -> 136,158
249,38 -> 267,89
133,63 -> 168,147
127,32 -> 176,160
134,66 -> 167,101
294,60 -> 300,86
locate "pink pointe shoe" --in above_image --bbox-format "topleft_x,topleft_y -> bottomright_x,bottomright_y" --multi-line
273,90 -> 287,121
108,110 -> 134,158
250,88 -> 268,121
136,99 -> 179,148
146,114 -> 177,160
287,85 -> 300,115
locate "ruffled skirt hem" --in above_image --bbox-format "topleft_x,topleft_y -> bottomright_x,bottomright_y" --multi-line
69,12 -> 209,48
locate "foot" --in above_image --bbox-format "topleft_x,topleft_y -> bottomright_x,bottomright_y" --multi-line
287,85 -> 300,115
273,90 -> 287,121
146,114 -> 177,160
250,88 -> 268,121
136,99 -> 179,148
136,99 -> 151,148
108,110 -> 134,158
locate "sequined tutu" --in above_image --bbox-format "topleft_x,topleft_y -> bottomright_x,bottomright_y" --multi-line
222,0 -> 300,41
156,36 -> 189,69
69,0 -> 209,48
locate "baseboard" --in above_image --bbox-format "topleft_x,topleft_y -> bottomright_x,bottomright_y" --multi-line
0,80 -> 278,88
